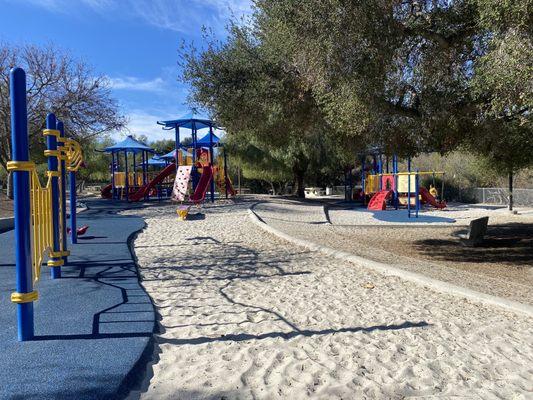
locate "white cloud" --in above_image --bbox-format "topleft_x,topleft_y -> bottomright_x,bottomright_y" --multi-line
108,76 -> 166,92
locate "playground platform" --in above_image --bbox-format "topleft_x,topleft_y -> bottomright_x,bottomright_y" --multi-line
0,198 -> 155,400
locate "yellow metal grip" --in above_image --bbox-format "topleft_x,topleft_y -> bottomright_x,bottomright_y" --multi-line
43,129 -> 60,137
11,291 -> 39,303
7,161 -> 35,172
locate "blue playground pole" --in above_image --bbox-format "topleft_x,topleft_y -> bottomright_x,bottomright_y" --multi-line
393,154 -> 399,210
124,150 -> 129,201
191,121 -> 198,191
58,121 -> 68,265
209,126 -> 215,203
46,113 -> 62,278
415,169 -> 420,218
10,67 -> 34,341
407,157 -> 411,218
70,169 -> 77,244
111,152 -> 115,200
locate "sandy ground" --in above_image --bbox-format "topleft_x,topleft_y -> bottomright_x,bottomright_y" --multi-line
125,197 -> 532,400
254,198 -> 533,305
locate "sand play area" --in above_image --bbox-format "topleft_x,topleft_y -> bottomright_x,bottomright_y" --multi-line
125,197 -> 533,400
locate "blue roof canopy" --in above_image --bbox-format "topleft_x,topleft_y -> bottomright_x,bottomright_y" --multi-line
196,132 -> 221,147
156,115 -> 218,130
103,135 -> 155,154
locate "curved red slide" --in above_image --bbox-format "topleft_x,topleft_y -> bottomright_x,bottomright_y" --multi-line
367,190 -> 393,210
101,183 -> 112,199
129,163 -> 176,202
419,187 -> 446,209
190,165 -> 213,204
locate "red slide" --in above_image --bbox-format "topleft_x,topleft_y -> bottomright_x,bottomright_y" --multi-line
101,183 -> 112,199
190,165 -> 213,204
419,187 -> 446,209
129,163 -> 176,202
367,190 -> 393,210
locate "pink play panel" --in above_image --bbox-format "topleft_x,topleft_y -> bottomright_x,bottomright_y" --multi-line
172,166 -> 192,201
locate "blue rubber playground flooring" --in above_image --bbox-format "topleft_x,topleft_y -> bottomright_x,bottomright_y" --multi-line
0,198 -> 156,400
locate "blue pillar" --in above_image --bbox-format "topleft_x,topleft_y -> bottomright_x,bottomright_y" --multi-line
124,151 -> 129,201
111,152 -> 115,200
393,155 -> 399,210
9,67 -> 34,341
175,126 -> 180,169
70,170 -> 77,243
45,113 -> 62,278
407,157 -> 411,218
415,169 -> 420,218
58,121 -> 68,265
209,126 -> 215,203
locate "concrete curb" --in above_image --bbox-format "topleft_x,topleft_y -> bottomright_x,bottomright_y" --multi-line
0,217 -> 14,232
248,206 -> 533,318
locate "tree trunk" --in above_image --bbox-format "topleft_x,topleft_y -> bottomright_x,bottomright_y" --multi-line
7,171 -> 13,200
508,170 -> 513,211
293,170 -> 305,198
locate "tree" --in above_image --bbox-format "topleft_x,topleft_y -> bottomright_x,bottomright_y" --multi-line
0,43 -> 126,197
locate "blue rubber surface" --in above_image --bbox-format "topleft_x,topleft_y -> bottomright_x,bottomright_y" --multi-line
0,199 -> 155,400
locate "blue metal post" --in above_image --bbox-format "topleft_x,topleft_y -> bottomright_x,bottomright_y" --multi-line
393,155 -> 399,210
407,157 -> 411,218
124,150 -> 129,201
209,126 -> 215,203
191,121 -> 198,191
46,113 -> 62,278
415,169 -> 420,218
175,126 -> 180,169
111,152 -> 115,200
70,170 -> 77,243
10,67 -> 34,341
58,121 -> 68,265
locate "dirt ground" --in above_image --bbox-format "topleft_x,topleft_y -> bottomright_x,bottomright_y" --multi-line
0,193 -> 13,218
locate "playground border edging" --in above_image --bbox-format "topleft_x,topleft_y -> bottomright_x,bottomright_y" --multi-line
248,204 -> 533,318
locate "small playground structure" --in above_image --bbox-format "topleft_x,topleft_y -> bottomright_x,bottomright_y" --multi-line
361,153 -> 446,218
100,117 -> 235,205
7,67 -> 84,341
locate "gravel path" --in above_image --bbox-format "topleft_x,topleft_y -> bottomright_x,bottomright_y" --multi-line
254,198 -> 533,305
125,197 -> 533,400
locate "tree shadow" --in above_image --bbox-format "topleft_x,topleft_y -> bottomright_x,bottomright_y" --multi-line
414,223 -> 533,266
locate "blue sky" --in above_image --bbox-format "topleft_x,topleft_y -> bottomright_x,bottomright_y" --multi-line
0,0 -> 252,141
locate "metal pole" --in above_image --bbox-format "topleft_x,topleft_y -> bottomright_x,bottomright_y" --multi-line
9,67 -> 34,341
191,121 -> 198,191
209,126 -> 215,203
45,113 -> 62,278
111,152 -> 115,200
58,120 -> 68,265
407,157 -> 411,218
69,169 -> 77,243
124,150 -> 129,201
415,169 -> 420,218
392,154 -> 400,210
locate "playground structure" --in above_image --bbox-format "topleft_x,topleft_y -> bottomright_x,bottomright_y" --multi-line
100,117 -> 235,204
7,67 -> 84,341
360,153 -> 446,218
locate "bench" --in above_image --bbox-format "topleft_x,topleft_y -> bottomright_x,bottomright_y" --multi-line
458,216 -> 489,247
